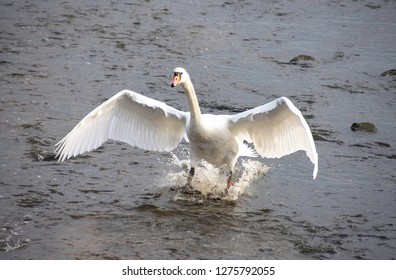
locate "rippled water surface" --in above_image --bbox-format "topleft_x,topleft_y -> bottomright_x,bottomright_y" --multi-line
1,0 -> 395,259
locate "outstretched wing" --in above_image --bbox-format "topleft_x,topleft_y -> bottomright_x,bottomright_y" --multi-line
229,97 -> 318,179
55,89 -> 189,161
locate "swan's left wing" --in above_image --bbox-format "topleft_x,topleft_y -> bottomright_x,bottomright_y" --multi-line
229,97 -> 318,179
55,89 -> 189,161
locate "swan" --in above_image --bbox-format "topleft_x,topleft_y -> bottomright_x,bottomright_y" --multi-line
55,67 -> 318,188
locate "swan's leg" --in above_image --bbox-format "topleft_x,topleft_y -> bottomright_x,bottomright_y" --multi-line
227,170 -> 233,189
187,167 -> 195,184
177,167 -> 195,194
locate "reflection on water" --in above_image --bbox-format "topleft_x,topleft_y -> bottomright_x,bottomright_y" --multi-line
1,0 -> 395,259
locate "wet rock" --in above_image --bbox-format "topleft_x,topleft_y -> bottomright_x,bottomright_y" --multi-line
380,69 -> 396,77
22,215 -> 33,221
27,135 -> 58,161
274,55 -> 318,67
350,122 -> 377,133
289,54 -> 318,64
30,150 -> 57,161
312,129 -> 344,145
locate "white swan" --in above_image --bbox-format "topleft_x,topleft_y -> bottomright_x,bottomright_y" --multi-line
55,67 -> 318,188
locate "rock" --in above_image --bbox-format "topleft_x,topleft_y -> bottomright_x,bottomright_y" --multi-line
30,150 -> 57,161
380,69 -> 396,77
350,122 -> 377,133
289,54 -> 318,64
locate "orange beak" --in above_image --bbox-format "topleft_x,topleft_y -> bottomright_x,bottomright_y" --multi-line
171,73 -> 181,87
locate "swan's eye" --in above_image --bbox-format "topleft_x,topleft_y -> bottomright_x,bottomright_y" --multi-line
171,72 -> 182,87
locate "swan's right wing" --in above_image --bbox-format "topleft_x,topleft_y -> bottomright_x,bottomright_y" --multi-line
55,90 -> 189,161
229,97 -> 318,179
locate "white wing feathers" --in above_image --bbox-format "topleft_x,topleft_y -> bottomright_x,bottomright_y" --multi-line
55,90 -> 188,161
229,97 -> 318,179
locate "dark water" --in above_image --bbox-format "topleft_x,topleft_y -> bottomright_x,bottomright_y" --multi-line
1,0 -> 395,259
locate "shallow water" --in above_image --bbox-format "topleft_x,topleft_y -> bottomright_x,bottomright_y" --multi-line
1,0 -> 395,259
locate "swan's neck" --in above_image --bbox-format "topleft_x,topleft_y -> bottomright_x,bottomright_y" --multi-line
182,79 -> 202,123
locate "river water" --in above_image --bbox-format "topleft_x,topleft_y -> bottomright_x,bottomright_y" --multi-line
0,0 -> 395,259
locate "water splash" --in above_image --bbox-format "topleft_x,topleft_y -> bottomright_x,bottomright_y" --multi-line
228,160 -> 270,200
161,153 -> 270,201
0,225 -> 30,252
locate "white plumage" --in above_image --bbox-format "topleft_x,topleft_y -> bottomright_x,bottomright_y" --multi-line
55,90 -> 189,161
55,67 -> 318,186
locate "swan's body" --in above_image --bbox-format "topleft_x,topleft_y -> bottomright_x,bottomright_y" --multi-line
55,67 -> 318,187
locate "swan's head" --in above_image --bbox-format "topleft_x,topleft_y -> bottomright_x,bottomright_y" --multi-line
171,67 -> 189,87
